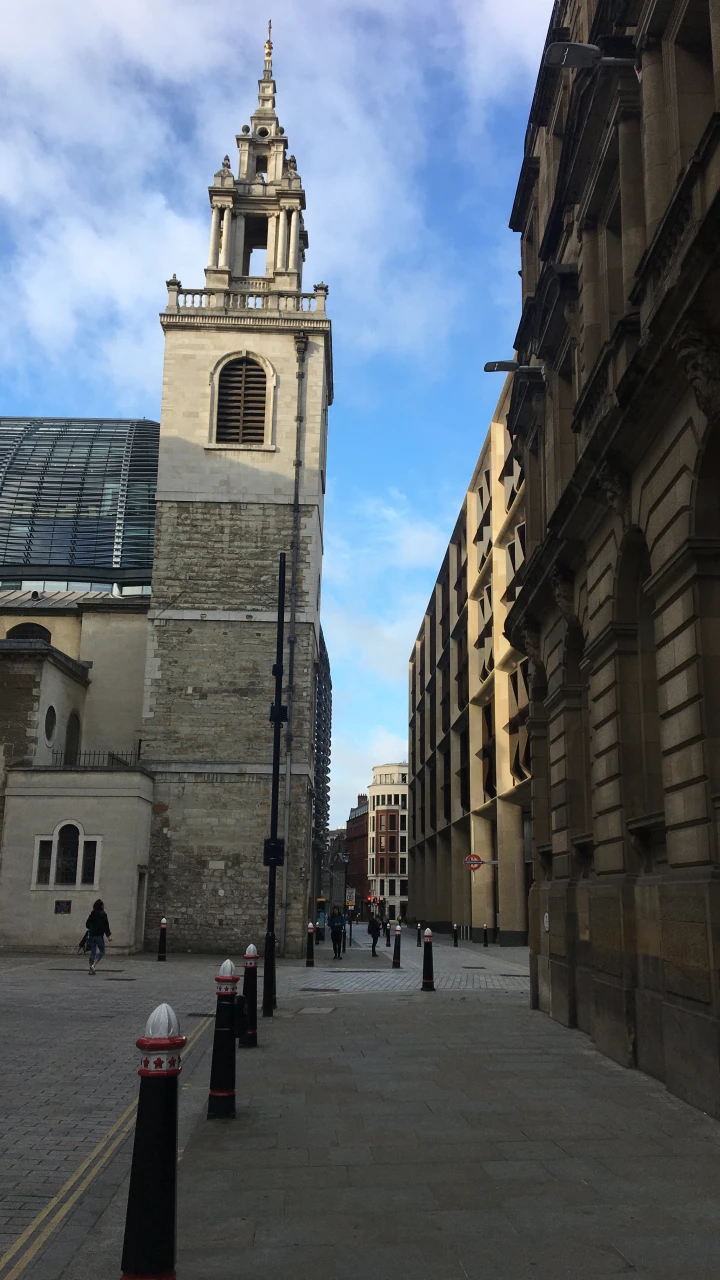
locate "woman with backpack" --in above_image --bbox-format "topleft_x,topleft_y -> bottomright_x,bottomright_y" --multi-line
85,899 -> 112,974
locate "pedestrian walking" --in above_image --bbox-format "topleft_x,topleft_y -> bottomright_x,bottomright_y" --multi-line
329,907 -> 344,959
368,915 -> 381,956
85,899 -> 112,974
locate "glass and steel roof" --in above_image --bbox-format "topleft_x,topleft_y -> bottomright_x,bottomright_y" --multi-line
0,419 -> 159,583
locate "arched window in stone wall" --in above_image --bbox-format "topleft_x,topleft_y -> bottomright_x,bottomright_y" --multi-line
615,532 -> 665,864
215,357 -> 267,445
7,622 -> 51,642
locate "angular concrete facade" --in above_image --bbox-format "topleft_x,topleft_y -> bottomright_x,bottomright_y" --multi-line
141,36 -> 332,956
408,388 -> 530,943
505,0 -> 720,1114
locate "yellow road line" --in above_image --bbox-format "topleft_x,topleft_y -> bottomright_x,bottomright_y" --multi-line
0,1014 -> 212,1278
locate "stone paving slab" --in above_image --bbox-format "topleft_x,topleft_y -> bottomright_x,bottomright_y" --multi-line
172,987 -> 720,1280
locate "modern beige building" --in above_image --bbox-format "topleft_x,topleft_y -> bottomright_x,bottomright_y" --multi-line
408,385 -> 530,943
503,0 -> 720,1115
367,763 -> 409,920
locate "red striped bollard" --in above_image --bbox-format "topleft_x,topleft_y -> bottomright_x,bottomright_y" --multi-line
120,1003 -> 185,1279
453,923 -> 459,948
240,945 -> 258,1048
207,959 -> 239,1118
306,921 -> 315,967
422,928 -> 435,992
157,917 -> 167,961
416,922 -> 422,947
392,923 -> 402,969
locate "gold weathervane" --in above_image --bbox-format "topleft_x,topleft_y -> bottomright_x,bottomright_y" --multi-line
265,19 -> 273,60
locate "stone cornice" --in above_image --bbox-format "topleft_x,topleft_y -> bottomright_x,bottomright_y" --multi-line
160,312 -> 331,334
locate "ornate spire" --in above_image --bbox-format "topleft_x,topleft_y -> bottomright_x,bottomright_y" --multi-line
257,20 -> 276,115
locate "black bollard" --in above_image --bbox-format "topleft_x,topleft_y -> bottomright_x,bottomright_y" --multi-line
422,928 -> 435,992
342,923 -> 347,954
120,1002 -> 185,1280
392,924 -> 402,969
306,921 -> 315,967
417,922 -> 422,947
453,923 -> 459,948
157,917 -> 167,962
385,922 -> 391,947
483,923 -> 488,948
349,917 -> 353,948
207,960 -> 239,1118
240,944 -> 258,1048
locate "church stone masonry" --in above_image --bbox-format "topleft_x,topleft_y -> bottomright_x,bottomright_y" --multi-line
506,0 -> 720,1115
141,33 -> 332,956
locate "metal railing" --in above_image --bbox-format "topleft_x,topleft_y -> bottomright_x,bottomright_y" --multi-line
50,749 -> 139,769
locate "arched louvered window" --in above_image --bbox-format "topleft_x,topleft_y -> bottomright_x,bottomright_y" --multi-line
216,357 -> 267,445
7,623 -> 51,643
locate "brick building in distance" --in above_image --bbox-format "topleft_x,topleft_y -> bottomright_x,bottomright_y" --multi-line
345,793 -> 369,917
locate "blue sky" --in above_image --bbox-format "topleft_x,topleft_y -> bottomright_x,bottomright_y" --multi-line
0,0 -> 551,822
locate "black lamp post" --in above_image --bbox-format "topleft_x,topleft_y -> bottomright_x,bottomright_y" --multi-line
262,553 -> 288,1019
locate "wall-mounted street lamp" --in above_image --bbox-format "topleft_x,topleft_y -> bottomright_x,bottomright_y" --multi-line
544,41 -> 638,71
483,360 -> 545,376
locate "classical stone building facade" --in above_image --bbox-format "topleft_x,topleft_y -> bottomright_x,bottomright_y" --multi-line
367,764 -> 409,920
408,388 -> 530,942
142,33 -> 332,957
505,0 -> 720,1113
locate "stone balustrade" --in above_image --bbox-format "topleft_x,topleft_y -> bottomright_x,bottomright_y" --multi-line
165,276 -> 327,316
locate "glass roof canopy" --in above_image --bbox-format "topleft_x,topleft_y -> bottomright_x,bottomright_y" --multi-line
0,419 -> 159,587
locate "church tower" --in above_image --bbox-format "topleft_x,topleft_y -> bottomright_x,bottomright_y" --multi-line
141,29 -> 332,955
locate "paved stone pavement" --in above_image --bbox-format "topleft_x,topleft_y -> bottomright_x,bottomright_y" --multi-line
3,937 -> 720,1278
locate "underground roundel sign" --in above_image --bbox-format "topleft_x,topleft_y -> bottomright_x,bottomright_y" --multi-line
464,853 -> 483,871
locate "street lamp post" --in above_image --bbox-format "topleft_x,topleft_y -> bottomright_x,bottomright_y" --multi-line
262,553 -> 288,1020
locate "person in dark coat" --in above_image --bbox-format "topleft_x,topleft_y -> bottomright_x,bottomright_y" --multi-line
329,907 -> 345,959
85,899 -> 112,974
368,915 -> 381,956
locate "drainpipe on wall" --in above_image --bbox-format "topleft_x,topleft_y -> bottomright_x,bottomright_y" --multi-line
279,330 -> 308,955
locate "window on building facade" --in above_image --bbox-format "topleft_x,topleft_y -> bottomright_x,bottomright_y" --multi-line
389,879 -> 396,896
216,357 -> 267,444
379,815 -> 386,831
370,858 -> 375,874
370,837 -> 375,853
389,836 -> 396,853
389,813 -> 396,830
379,857 -> 385,873
389,858 -> 397,874
393,794 -> 399,805
400,836 -> 407,852
371,815 -> 375,832
379,879 -> 385,894
401,774 -> 407,783
400,879 -> 408,895
400,814 -> 407,830
400,857 -> 407,874
381,794 -> 386,805
34,825 -> 100,889
389,904 -> 396,919
401,794 -> 407,808
7,622 -> 51,642
379,837 -> 385,852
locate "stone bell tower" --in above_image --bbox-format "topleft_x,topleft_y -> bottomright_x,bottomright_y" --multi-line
141,27 -> 332,955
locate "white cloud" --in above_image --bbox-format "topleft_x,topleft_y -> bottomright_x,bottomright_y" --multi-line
0,0 -> 551,397
330,725 -> 408,825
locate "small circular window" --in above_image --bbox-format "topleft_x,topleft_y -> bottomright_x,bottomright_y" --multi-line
257,126 -> 269,138
44,705 -> 57,744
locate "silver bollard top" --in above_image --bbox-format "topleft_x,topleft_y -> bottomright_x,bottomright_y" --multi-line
144,1002 -> 180,1038
395,924 -> 402,934
308,921 -> 315,931
160,917 -> 167,925
245,944 -> 258,957
218,958 -> 235,976
424,927 -> 433,938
